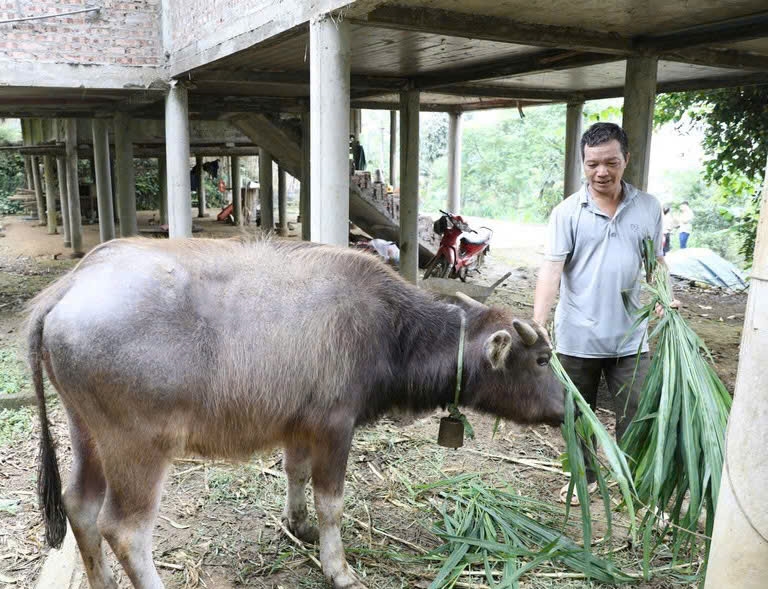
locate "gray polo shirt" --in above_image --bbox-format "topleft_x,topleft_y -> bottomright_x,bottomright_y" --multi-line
545,182 -> 663,358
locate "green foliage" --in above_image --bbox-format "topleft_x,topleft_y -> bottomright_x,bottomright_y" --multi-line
135,158 -> 160,211
0,151 -> 24,215
0,407 -> 34,446
420,106 -> 566,221
655,87 -> 768,265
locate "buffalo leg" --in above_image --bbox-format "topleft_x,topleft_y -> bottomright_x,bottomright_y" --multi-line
282,444 -> 319,543
97,445 -> 169,589
61,412 -> 116,589
311,418 -> 365,589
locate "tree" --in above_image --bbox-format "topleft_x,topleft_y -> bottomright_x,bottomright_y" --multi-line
655,86 -> 768,264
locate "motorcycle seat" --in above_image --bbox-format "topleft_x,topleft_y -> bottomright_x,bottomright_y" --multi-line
461,228 -> 492,245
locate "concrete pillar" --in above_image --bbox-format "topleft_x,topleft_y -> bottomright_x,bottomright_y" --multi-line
30,156 -> 45,224
389,110 -> 398,188
399,89 -> 420,284
300,112 -> 311,241
165,82 -> 192,239
309,14 -> 350,246
350,109 -> 362,140
64,119 -> 83,256
24,156 -> 33,191
196,155 -> 207,218
42,156 -> 57,234
258,149 -> 274,232
113,113 -> 138,237
56,156 -> 71,247
621,56 -> 658,191
564,102 -> 584,197
705,156 -> 768,589
158,156 -> 168,225
447,111 -> 463,213
91,119 -> 115,242
278,167 -> 288,236
232,155 -> 242,226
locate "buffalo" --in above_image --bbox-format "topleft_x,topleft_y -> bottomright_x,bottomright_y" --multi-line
28,237 -> 563,588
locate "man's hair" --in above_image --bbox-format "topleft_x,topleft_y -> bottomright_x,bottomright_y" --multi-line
681,201 -> 689,206
580,123 -> 629,160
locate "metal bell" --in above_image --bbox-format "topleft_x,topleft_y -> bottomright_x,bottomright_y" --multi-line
437,416 -> 464,448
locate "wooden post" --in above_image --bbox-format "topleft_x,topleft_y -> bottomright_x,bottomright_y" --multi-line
447,111 -> 463,213
91,119 -> 115,242
300,112 -> 311,241
64,119 -> 84,256
43,156 -> 58,234
258,148 -> 274,231
56,156 -> 71,248
30,156 -> 45,225
564,102 -> 584,197
621,56 -> 658,190
399,89 -> 420,284
232,155 -> 242,226
389,110 -> 397,188
158,156 -> 168,225
196,155 -> 207,218
278,167 -> 288,236
114,112 -> 138,237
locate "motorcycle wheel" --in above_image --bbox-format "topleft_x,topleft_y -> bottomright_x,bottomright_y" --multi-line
424,257 -> 450,280
457,266 -> 468,282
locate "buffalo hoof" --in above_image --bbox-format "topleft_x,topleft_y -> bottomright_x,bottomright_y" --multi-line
282,516 -> 319,544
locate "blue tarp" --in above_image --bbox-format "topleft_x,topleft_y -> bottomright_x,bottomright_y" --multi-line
665,248 -> 748,291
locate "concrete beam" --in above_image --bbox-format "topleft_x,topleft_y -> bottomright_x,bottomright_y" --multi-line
0,60 -> 166,90
446,112 -> 462,214
165,83 -> 192,238
358,6 -> 632,53
191,69 -> 406,91
259,149 -> 274,232
56,156 -> 71,248
113,113 -> 138,237
564,102 -> 584,197
399,89 -> 420,284
91,119 -> 115,242
621,56 -> 658,190
309,14 -> 350,246
64,119 -> 83,256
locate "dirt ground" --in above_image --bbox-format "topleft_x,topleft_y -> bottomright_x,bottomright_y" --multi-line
0,213 -> 746,588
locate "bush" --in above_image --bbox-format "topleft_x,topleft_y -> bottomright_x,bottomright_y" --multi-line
0,151 -> 24,215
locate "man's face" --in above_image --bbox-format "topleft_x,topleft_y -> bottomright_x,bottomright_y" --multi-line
583,140 -> 628,198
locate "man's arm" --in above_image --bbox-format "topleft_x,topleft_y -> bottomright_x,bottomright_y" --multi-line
533,259 -> 565,327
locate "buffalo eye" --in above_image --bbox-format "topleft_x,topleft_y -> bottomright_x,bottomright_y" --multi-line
537,357 -> 550,367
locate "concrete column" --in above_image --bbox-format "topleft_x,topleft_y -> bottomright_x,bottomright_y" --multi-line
158,156 -> 168,225
91,119 -> 115,242
24,156 -> 33,190
309,14 -> 350,246
564,102 -> 584,197
447,111 -> 463,214
232,155 -> 242,226
113,112 -> 138,237
705,156 -> 768,589
30,156 -> 45,224
300,112 -> 311,241
399,89 -> 420,284
259,148 -> 274,232
56,156 -> 71,247
165,82 -> 192,238
278,167 -> 288,236
621,56 -> 658,191
64,119 -> 83,256
350,109 -> 362,140
196,155 -> 207,218
43,156 -> 58,234
389,111 -> 397,188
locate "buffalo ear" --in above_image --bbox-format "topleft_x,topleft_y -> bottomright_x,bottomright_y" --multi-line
484,330 -> 513,370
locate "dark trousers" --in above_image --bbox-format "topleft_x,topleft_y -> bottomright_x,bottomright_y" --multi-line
679,231 -> 690,249
559,353 -> 650,482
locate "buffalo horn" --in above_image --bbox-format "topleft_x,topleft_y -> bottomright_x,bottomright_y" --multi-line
512,319 -> 539,346
453,291 -> 488,309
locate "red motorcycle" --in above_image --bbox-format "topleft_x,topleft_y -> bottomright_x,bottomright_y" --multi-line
423,210 -> 492,281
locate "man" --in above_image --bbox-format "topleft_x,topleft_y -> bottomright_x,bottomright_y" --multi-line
662,204 -> 676,255
533,122 -> 677,503
678,201 -> 694,248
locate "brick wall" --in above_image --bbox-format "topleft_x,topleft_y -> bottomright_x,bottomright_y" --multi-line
0,1 -> 163,66
167,0 -> 274,57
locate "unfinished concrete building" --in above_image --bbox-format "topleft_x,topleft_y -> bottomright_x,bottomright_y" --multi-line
1,1 -> 767,285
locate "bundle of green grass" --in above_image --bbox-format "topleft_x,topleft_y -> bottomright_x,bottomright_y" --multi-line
620,239 -> 732,574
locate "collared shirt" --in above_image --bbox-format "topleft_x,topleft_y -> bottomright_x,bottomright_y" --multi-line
544,182 -> 663,358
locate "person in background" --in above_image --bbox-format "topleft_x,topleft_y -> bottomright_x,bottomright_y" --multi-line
662,205 -> 676,255
678,201 -> 694,249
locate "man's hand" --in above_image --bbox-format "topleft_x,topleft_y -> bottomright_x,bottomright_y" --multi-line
655,299 -> 682,318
